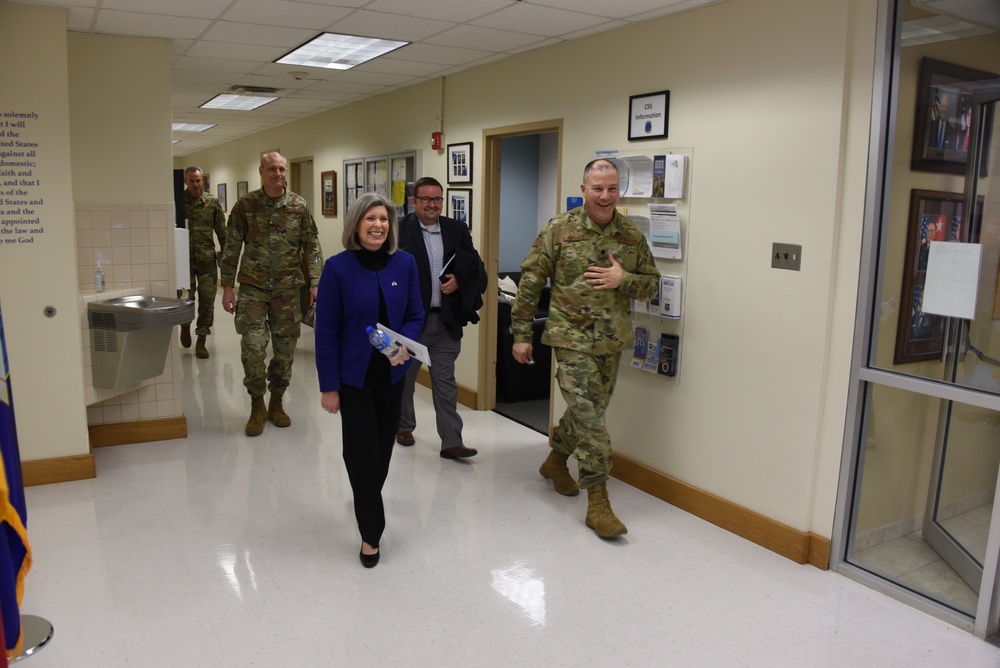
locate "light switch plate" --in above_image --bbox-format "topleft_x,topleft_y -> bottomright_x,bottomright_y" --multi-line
771,243 -> 802,271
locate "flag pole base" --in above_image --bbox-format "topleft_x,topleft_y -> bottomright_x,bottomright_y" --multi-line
10,615 -> 53,663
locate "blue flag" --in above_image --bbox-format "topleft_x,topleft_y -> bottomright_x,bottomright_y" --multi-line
0,300 -> 31,658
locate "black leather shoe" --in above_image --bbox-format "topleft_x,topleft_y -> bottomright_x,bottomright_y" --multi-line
440,445 -> 478,459
360,548 -> 380,568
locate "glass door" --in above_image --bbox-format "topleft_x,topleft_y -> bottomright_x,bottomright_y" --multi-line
922,85 -> 1000,599
837,0 -> 1000,635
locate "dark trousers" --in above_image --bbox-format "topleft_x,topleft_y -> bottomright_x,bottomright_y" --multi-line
339,354 -> 404,548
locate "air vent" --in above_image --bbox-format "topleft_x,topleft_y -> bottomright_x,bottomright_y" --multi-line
90,312 -> 117,331
226,85 -> 282,95
92,329 -> 118,354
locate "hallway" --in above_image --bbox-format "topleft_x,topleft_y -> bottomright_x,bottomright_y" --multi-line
17,324 -> 1000,666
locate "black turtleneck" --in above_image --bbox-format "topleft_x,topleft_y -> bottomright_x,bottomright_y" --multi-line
354,246 -> 390,330
355,246 -> 389,271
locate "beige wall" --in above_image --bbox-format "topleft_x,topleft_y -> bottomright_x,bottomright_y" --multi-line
68,33 -> 173,204
0,4 -> 181,463
66,33 -> 184,427
179,0 -> 878,538
0,3 -> 88,461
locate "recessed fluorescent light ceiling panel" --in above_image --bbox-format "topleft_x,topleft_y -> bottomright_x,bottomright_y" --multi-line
276,33 -> 408,70
200,94 -> 276,111
172,123 -> 216,132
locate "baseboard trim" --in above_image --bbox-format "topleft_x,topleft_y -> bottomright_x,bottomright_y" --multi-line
22,454 -> 96,487
89,416 -> 187,448
415,367 -> 477,409
612,453 -> 830,569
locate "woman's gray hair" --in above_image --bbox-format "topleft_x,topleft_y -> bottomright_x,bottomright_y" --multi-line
342,192 -> 399,253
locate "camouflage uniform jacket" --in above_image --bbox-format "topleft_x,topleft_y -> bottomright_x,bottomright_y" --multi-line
184,191 -> 226,267
511,207 -> 660,355
220,188 -> 323,291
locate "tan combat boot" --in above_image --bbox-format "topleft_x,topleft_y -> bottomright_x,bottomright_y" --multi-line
268,393 -> 291,428
245,396 -> 267,436
180,323 -> 192,348
195,335 -> 209,359
585,482 -> 627,538
539,450 -> 579,496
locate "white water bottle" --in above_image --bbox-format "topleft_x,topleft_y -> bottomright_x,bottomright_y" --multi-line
366,326 -> 405,362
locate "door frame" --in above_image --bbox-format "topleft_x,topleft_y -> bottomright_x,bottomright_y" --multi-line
478,120 -> 563,410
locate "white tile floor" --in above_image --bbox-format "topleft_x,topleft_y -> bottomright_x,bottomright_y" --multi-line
18,325 -> 1000,666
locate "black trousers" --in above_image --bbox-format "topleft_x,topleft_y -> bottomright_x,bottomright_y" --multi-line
339,354 -> 404,548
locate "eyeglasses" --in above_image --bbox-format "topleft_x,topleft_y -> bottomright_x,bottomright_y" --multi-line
415,196 -> 443,204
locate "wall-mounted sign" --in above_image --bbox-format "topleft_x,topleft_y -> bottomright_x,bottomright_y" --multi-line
628,90 -> 669,141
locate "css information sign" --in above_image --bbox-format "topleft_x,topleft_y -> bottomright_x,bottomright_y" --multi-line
628,90 -> 669,141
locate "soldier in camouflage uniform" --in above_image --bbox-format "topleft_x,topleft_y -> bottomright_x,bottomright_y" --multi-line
181,166 -> 227,359
511,158 -> 660,538
220,152 -> 323,437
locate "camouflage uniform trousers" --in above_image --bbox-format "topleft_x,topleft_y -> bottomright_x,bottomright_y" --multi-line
549,347 -> 620,488
189,260 -> 219,336
234,284 -> 302,398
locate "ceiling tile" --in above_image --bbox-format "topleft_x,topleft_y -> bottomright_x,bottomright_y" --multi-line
182,41 -> 288,62
471,3 -> 610,37
529,0 -> 690,20
101,0 -> 232,20
425,24 -> 552,52
365,0 -> 511,23
221,0 -> 354,30
94,9 -> 211,39
321,9 -> 455,42
390,42 -> 496,66
353,57 -> 452,77
200,20 -> 318,48
172,56 -> 260,75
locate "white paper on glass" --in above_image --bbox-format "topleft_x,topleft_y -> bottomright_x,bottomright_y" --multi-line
662,154 -> 686,198
647,203 -> 682,259
921,241 -> 982,320
611,156 -> 654,197
175,227 -> 190,290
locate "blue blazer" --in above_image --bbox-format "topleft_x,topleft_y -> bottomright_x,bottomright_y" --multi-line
315,249 -> 424,392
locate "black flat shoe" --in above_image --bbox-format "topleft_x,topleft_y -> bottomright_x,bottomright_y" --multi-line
360,548 -> 380,568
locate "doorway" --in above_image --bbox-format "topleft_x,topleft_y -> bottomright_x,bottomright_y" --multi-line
288,158 -> 314,208
479,120 -> 562,437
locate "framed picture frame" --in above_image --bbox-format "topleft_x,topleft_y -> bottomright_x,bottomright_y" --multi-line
447,142 -> 473,184
628,90 -> 669,141
237,181 -> 248,199
217,183 -> 227,212
910,57 -> 997,175
894,189 -> 982,364
447,188 -> 472,229
321,170 -> 337,216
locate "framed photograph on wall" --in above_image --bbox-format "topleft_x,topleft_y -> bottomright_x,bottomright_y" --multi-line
447,188 -> 472,229
910,57 -> 997,175
447,142 -> 473,184
217,183 -> 227,212
894,189 -> 982,364
628,90 -> 669,141
237,181 -> 248,199
321,170 -> 337,216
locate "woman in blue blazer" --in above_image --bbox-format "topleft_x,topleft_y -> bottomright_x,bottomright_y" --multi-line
315,192 -> 423,568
